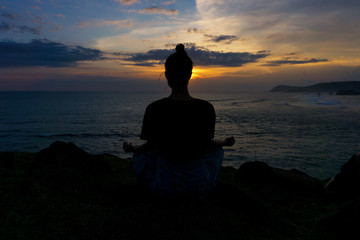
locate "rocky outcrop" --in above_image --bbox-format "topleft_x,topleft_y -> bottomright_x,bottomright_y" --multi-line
33,141 -> 111,173
30,141 -> 112,190
326,153 -> 360,200
318,199 -> 360,240
269,81 -> 360,93
3,142 -> 360,240
235,161 -> 325,195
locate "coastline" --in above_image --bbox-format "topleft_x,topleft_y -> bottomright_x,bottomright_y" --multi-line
1,141 -> 359,239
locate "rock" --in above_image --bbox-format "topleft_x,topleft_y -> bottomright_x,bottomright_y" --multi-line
235,161 -> 272,183
326,153 -> 360,200
0,152 -> 15,170
318,199 -> 360,240
31,141 -> 112,189
33,141 -> 111,174
235,161 -> 325,194
214,182 -> 268,217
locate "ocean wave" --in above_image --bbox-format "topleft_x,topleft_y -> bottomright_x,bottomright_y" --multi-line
249,98 -> 267,103
0,129 -> 22,133
0,134 -> 11,138
299,95 -> 341,106
210,98 -> 268,106
5,120 -> 39,125
36,133 -> 130,138
316,98 -> 340,106
69,121 -> 87,125
208,98 -> 238,102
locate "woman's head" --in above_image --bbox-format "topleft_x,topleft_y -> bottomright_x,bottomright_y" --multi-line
165,44 -> 193,88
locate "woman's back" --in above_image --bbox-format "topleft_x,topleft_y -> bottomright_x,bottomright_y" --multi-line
141,97 -> 215,160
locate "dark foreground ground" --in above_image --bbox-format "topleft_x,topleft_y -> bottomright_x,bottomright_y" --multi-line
1,141 -> 360,240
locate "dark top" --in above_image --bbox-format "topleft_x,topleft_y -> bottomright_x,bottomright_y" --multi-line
140,97 -> 215,161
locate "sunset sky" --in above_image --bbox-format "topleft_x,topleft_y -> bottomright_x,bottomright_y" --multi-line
1,0 -> 360,91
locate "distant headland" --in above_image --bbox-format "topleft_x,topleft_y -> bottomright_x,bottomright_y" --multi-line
269,81 -> 360,95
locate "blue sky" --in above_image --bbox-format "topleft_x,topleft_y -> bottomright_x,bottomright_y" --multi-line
1,0 -> 360,91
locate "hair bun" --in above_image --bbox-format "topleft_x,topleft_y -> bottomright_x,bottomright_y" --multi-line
175,44 -> 185,54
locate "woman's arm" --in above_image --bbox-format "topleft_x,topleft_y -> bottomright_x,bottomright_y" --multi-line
123,141 -> 152,153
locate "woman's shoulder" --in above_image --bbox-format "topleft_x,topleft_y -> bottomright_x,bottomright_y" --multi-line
147,97 -> 213,109
191,98 -> 214,108
191,98 -> 211,104
146,98 -> 170,110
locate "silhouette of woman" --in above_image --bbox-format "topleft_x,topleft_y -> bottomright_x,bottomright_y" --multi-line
123,44 -> 235,198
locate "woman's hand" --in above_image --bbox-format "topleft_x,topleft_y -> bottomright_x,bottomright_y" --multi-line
211,136 -> 235,147
223,136 -> 235,146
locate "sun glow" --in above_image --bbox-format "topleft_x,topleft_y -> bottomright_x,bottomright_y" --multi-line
191,67 -> 222,79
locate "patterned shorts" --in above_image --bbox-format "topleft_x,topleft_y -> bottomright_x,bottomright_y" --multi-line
133,147 -> 224,198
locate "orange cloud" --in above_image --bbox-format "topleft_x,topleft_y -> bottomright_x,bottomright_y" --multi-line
115,0 -> 139,5
163,1 -> 175,5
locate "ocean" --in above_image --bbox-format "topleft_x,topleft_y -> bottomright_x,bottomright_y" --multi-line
1,91 -> 360,179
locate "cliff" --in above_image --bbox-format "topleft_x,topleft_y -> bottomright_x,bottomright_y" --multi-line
1,141 -> 359,240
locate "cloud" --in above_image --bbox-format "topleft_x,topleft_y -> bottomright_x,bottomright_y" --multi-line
0,39 -> 103,68
265,58 -> 329,66
0,22 -> 42,35
0,22 -> 11,31
186,28 -> 239,44
163,1 -> 176,5
187,28 -> 201,34
48,23 -> 61,31
165,42 -> 197,49
115,0 -> 139,5
195,0 -> 360,58
31,15 -> 43,24
1,10 -> 25,21
1,10 -> 62,35
1,11 -> 17,20
124,45 -> 269,67
139,7 -> 178,15
204,34 -> 239,44
97,20 -> 132,28
78,19 -> 132,29
197,0 -> 360,19
18,25 -> 42,35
